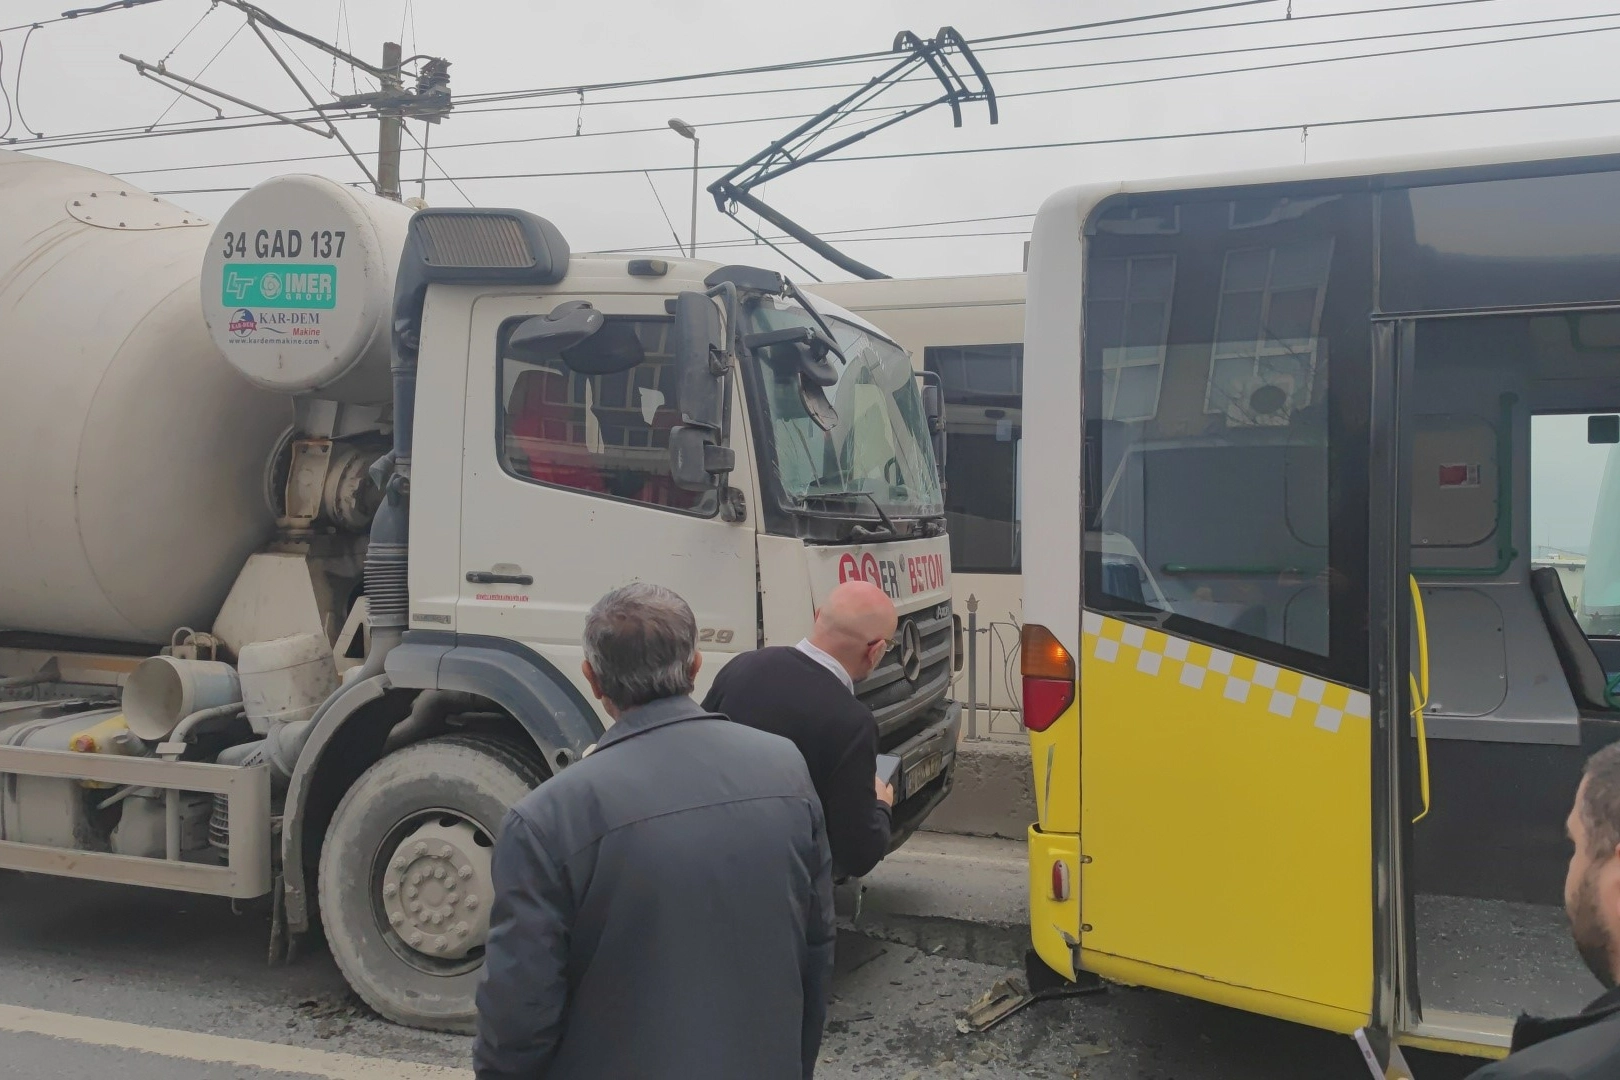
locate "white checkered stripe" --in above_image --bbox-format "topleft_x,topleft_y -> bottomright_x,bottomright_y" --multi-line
1081,611 -> 1369,733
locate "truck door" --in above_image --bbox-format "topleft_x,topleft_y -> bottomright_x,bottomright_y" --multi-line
456,294 -> 758,706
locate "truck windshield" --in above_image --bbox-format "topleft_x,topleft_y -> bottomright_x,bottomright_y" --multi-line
747,302 -> 943,519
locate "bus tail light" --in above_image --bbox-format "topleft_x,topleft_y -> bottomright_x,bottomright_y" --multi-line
1021,623 -> 1075,732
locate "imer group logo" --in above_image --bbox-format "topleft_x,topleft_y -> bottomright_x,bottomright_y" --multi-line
228,308 -> 258,337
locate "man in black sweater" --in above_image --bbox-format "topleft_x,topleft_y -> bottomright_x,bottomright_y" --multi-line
704,580 -> 899,879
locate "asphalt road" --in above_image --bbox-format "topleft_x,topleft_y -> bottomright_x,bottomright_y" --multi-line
0,868 -> 1485,1080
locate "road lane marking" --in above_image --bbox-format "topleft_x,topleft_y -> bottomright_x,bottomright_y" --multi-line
0,1004 -> 472,1080
885,849 -> 1026,868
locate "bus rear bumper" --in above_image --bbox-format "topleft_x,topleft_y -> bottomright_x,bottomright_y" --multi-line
1027,824 -> 1081,980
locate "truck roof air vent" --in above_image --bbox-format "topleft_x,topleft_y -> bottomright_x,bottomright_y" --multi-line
404,207 -> 570,285
417,214 -> 533,269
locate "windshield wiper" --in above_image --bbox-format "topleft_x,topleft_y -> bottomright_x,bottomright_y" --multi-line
781,277 -> 847,366
794,490 -> 899,540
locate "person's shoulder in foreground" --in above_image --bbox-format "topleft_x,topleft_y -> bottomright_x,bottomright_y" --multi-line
1466,743 -> 1620,1079
1467,994 -> 1620,1079
507,688 -> 818,833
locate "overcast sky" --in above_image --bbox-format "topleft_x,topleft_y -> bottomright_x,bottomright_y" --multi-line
12,0 -> 1620,282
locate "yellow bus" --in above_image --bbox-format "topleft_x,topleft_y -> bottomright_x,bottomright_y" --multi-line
1018,138 -> 1620,1060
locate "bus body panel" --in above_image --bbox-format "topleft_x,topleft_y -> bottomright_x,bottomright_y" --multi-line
1079,612 -> 1372,1020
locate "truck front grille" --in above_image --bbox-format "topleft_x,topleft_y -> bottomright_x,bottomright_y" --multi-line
858,603 -> 953,747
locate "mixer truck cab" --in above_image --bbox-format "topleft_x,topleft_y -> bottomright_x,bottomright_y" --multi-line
0,152 -> 959,1032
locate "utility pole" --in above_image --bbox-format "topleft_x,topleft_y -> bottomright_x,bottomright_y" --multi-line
377,41 -> 403,202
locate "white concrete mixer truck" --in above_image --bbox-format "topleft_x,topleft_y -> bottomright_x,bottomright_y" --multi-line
0,149 -> 961,1030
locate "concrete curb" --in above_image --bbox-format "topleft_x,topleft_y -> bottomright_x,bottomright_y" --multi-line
836,834 -> 1029,970
922,741 -> 1035,841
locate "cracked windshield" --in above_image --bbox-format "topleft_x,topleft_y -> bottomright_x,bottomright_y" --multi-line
750,303 -> 943,518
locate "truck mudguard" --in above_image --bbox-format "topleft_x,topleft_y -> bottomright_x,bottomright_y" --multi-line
280,632 -> 603,934
386,632 -> 604,767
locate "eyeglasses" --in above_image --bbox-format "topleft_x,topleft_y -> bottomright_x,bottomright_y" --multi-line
868,632 -> 901,653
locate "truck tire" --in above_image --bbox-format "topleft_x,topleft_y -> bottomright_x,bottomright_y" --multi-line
317,732 -> 547,1032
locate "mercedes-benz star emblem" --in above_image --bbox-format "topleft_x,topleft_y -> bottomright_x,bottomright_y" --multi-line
899,620 -> 923,683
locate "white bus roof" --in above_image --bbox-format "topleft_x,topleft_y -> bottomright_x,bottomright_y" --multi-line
1037,136 -> 1620,222
813,272 -> 1025,312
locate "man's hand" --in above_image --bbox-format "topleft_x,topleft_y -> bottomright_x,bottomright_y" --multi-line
874,775 -> 895,807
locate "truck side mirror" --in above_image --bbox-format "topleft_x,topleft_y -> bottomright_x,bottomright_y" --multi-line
673,291 -> 726,431
916,371 -> 947,486
671,291 -> 730,492
504,301 -> 603,364
921,382 -> 944,433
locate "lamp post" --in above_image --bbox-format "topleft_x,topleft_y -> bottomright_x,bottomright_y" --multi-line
668,118 -> 699,258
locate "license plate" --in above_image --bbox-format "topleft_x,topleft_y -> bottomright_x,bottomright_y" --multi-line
904,751 -> 945,797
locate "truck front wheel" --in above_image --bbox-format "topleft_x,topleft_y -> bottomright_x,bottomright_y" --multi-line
318,732 -> 547,1032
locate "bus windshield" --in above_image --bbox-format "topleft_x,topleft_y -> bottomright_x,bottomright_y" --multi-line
746,301 -> 943,520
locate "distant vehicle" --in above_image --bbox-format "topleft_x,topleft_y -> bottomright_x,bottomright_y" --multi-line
1018,137 -> 1620,1061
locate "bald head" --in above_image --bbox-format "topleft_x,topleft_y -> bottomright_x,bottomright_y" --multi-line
810,581 -> 899,683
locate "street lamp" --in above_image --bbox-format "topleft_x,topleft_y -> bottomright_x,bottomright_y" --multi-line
668,118 -> 699,259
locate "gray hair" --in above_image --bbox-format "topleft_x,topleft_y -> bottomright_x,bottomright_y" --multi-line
582,583 -> 698,709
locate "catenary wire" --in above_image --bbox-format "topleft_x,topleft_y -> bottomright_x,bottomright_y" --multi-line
8,0 -> 1571,152
147,91 -> 1620,196
102,6 -> 1620,177
9,0 -> 1284,145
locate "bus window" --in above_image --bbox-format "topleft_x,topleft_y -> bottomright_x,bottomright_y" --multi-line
1532,413 -> 1614,631
925,343 -> 1022,574
1085,191 -> 1373,687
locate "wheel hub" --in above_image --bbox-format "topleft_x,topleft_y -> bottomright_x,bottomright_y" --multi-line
379,819 -> 493,961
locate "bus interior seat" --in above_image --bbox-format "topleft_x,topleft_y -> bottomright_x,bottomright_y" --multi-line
1531,566 -> 1615,713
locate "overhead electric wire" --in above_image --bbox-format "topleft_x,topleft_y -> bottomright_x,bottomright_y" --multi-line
22,0 -> 1619,173
0,38 -> 10,140
455,14 -> 1620,120
114,14 -> 1620,181
13,23 -> 43,137
148,90 -> 1620,196
0,0 -> 169,36
993,14 -> 1620,105
11,0 -> 1564,152
611,228 -> 1036,257
401,122 -> 473,206
442,0 -> 1517,107
101,6 -> 1620,177
146,19 -> 248,131
111,108 -> 815,174
968,0 -> 1518,56
450,0 -> 1280,108
642,171 -> 686,255
981,7 -> 1620,81
156,1 -> 215,66
590,211 -> 1039,255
